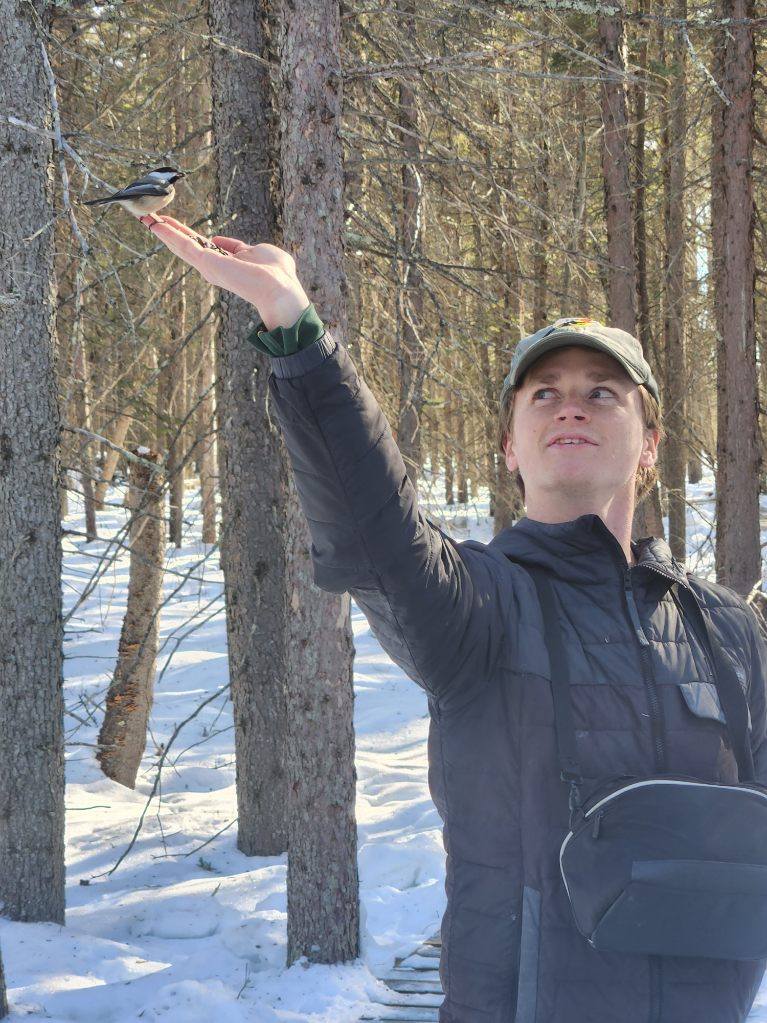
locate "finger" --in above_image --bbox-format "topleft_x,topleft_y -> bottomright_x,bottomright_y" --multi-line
152,214 -> 208,241
211,236 -> 249,255
146,219 -> 207,266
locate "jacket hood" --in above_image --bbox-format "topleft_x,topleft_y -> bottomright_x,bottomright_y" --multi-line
488,512 -> 689,591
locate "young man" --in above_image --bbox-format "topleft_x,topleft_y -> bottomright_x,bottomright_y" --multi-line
147,220 -> 767,1022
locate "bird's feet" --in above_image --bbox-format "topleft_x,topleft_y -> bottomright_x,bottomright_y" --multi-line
139,214 -> 164,228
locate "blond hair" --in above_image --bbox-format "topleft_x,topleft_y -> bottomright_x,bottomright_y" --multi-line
496,380 -> 665,506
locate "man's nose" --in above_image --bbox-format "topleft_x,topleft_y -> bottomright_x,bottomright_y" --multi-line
557,398 -> 590,419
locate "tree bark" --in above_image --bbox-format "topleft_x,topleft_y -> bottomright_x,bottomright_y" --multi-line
395,0 -> 426,485
94,409 -> 133,510
71,268 -> 97,540
631,1 -> 653,368
532,42 -> 551,331
0,0 -> 65,925
277,0 -> 360,965
662,2 -> 688,562
208,0 -> 289,856
0,946 -> 7,1018
598,13 -> 637,333
711,0 -> 760,598
197,287 -> 218,546
97,449 -> 164,788
163,274 -> 187,549
598,11 -> 664,540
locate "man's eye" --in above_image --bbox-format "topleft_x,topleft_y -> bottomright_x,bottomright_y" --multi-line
532,387 -> 614,400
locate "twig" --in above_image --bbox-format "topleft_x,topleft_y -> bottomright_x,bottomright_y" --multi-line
90,683 -> 231,879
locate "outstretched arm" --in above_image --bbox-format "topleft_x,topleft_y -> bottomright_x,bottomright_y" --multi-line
145,217 -> 511,711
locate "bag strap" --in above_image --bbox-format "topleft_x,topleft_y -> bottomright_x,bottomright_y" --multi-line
526,565 -> 585,821
669,580 -> 755,782
526,564 -> 756,817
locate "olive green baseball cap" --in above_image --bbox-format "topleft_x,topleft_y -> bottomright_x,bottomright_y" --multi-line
500,317 -> 660,405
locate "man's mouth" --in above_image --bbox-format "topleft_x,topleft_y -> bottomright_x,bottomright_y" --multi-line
548,437 -> 597,447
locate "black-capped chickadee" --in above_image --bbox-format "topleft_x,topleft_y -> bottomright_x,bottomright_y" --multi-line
82,166 -> 185,221
82,166 -> 229,254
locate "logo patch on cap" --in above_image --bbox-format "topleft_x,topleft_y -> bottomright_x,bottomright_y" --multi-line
554,317 -> 598,331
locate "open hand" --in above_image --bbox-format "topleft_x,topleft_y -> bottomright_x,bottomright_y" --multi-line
140,215 -> 311,331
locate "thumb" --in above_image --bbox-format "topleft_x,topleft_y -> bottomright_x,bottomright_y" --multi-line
211,236 -> 249,255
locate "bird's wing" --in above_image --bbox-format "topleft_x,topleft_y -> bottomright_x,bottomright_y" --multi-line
106,182 -> 171,200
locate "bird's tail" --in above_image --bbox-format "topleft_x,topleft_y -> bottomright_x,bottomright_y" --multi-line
82,196 -> 112,206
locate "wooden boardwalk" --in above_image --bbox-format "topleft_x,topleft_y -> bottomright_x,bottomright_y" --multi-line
360,934 -> 443,1022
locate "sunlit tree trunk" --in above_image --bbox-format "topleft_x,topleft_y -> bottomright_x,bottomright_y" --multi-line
208,0 -> 290,856
98,449 -> 164,788
0,0 -> 65,925
277,0 -> 360,965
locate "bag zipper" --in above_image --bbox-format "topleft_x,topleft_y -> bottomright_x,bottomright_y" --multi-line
560,775 -> 767,875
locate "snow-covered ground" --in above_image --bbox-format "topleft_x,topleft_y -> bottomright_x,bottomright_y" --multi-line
2,464 -> 767,1020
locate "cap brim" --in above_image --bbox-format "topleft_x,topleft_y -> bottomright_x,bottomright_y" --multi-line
511,331 -> 647,389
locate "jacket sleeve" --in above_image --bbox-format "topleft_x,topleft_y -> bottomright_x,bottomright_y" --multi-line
266,329 -> 511,711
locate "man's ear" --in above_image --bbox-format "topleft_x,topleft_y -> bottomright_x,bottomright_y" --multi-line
503,432 -> 519,473
639,427 -> 660,469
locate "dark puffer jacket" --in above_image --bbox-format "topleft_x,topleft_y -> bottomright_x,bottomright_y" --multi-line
268,329 -> 767,1023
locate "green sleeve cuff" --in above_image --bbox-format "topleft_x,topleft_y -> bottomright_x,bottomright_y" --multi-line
245,302 -> 325,356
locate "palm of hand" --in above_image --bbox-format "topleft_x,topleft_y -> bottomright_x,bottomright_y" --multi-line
140,216 -> 309,329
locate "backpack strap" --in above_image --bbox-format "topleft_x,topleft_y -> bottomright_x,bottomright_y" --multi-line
525,565 -> 585,820
669,580 -> 755,782
527,564 -> 756,823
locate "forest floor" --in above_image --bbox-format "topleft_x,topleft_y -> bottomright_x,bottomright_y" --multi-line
2,465 -> 767,1021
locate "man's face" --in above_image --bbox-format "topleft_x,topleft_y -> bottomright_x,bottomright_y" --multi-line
502,345 -> 659,507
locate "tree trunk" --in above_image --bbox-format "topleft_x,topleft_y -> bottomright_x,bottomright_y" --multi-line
532,42 -> 551,331
631,1 -> 653,367
598,14 -> 637,332
208,0 -> 290,856
0,0 -> 65,925
97,449 -> 164,788
94,410 -> 133,510
395,0 -> 425,486
71,267 -> 97,540
711,0 -> 760,598
493,85 -> 525,532
599,11 -> 664,540
197,286 -> 218,546
0,946 -> 7,1018
662,2 -> 688,562
165,276 -> 187,548
277,0 -> 360,965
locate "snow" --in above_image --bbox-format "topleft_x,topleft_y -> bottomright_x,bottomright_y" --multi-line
3,466 -> 767,1020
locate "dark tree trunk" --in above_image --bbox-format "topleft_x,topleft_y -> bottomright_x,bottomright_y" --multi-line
493,86 -> 525,532
599,11 -> 664,541
0,946 -> 7,1018
598,14 -> 638,333
208,0 -> 289,856
662,2 -> 688,563
532,43 -> 551,331
711,0 -> 760,598
277,0 -> 360,965
0,0 -> 65,925
631,2 -> 653,367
